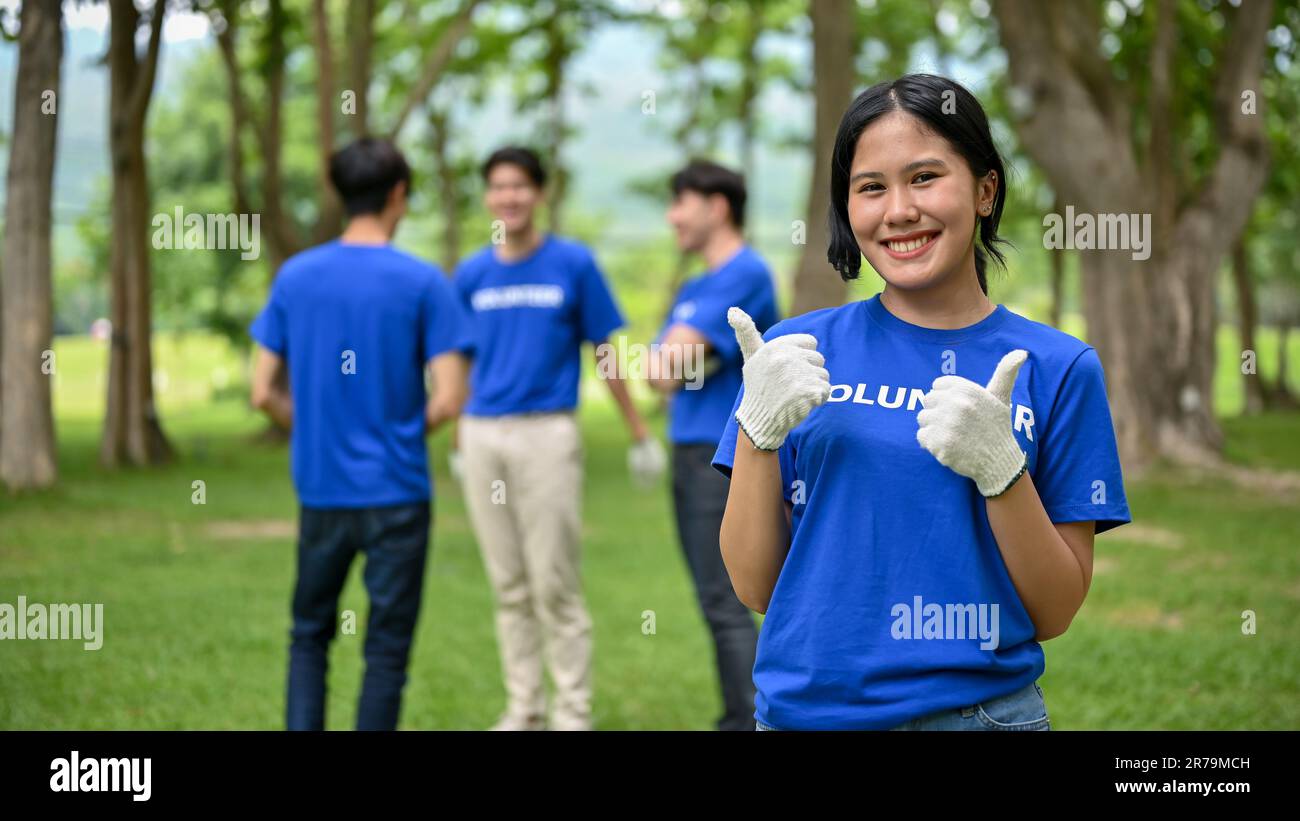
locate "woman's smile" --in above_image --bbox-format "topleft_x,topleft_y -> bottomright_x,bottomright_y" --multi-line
881,229 -> 942,260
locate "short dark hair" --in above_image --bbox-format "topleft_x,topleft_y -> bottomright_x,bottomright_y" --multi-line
670,160 -> 746,228
481,146 -> 547,188
328,137 -> 412,217
827,73 -> 1010,295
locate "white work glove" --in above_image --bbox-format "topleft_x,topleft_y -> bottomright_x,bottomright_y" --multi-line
916,350 -> 1029,497
728,307 -> 831,451
448,448 -> 464,483
628,436 -> 667,487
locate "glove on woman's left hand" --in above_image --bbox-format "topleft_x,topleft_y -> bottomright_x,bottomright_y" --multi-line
916,350 -> 1029,498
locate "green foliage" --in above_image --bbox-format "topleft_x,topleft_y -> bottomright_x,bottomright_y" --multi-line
148,50 -> 268,345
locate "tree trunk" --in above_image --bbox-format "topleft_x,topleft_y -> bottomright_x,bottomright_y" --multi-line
1047,196 -> 1064,328
790,0 -> 855,317
1230,236 -> 1269,413
1077,244 -> 1223,467
0,0 -> 62,490
259,0 -> 299,268
1276,323 -> 1296,407
737,5 -> 762,188
544,12 -> 568,234
347,0 -> 374,137
428,108 -> 461,272
101,0 -> 172,467
312,0 -> 344,244
736,7 -> 763,246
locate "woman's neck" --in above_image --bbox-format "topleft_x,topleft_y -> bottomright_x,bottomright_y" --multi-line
878,262 -> 994,330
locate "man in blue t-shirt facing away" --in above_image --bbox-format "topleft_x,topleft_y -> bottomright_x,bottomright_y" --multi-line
248,138 -> 472,731
646,160 -> 778,730
453,146 -> 661,731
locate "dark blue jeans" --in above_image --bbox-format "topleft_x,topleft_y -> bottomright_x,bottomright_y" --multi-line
286,501 -> 431,731
672,444 -> 759,731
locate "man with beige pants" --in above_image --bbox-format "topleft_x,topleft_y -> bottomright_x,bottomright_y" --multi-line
452,147 -> 663,730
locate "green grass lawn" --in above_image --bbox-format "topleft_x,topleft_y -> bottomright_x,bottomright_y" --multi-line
1,331 -> 1298,729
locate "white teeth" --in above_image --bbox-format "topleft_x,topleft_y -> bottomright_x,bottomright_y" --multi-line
887,235 -> 934,253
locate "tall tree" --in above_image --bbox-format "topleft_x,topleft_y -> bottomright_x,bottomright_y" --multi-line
1232,14 -> 1300,414
1,0 -> 62,489
790,0 -> 855,316
213,0 -> 297,272
101,0 -> 171,467
994,0 -> 1276,468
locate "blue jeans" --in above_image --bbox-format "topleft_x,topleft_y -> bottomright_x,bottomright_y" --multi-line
286,502 -> 431,731
755,681 -> 1051,731
671,444 -> 759,731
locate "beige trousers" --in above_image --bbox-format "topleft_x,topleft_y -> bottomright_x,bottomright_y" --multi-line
459,411 -> 593,729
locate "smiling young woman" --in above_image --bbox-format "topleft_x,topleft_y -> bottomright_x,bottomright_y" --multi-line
712,74 -> 1133,732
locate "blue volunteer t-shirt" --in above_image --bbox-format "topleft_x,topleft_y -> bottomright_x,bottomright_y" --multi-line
712,294 -> 1131,730
249,240 -> 472,509
659,246 -> 778,445
454,235 -> 624,416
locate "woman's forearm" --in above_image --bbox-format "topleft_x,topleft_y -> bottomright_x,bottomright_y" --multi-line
984,472 -> 1089,640
720,428 -> 791,613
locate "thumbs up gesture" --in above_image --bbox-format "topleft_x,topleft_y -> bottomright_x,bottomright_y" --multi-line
729,307 -> 831,451
916,350 -> 1029,497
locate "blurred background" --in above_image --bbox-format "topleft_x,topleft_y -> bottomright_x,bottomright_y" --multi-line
0,0 -> 1297,729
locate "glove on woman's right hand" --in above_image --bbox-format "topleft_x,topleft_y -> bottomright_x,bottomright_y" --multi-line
728,307 -> 831,451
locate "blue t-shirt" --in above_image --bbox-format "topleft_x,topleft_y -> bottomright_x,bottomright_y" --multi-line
712,294 -> 1131,730
454,235 -> 624,416
249,240 -> 472,509
658,246 -> 778,446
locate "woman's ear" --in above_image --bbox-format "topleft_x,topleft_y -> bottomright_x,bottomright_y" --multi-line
977,170 -> 998,217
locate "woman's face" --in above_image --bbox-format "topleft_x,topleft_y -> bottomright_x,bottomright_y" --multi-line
847,111 -> 996,293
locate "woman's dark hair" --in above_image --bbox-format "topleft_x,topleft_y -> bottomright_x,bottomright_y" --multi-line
670,159 -> 747,228
329,137 -> 412,217
481,146 -> 547,188
827,73 -> 1009,295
